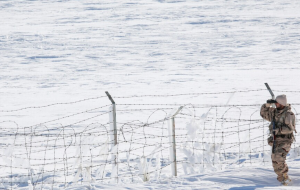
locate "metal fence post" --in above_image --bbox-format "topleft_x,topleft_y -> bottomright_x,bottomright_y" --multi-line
169,106 -> 183,177
105,91 -> 118,182
105,91 -> 118,147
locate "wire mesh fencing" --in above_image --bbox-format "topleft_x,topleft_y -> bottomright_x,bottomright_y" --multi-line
0,89 -> 300,189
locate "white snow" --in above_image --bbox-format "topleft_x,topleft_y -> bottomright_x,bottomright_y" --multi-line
1,0 -> 300,189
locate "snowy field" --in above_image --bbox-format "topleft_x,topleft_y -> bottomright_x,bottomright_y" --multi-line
1,0 -> 300,189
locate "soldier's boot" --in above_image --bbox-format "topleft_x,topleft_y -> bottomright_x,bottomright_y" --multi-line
281,173 -> 291,186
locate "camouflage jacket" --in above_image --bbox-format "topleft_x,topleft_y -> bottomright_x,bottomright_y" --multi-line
260,104 -> 296,139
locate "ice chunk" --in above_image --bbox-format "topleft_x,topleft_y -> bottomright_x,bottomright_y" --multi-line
186,119 -> 199,140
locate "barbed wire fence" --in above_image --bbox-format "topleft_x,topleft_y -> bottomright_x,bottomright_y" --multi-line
1,89 -> 300,189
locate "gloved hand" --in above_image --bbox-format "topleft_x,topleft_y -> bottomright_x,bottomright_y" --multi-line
267,136 -> 273,146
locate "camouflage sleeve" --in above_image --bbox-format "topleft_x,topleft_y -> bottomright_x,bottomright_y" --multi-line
280,112 -> 295,135
260,103 -> 275,122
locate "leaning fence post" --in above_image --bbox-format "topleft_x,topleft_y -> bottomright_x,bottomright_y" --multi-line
169,106 -> 183,177
105,91 -> 118,147
105,91 -> 118,181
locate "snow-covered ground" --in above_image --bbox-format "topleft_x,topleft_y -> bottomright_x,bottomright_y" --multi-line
1,0 -> 300,189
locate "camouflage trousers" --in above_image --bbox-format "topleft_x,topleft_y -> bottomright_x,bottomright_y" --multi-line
270,138 -> 292,182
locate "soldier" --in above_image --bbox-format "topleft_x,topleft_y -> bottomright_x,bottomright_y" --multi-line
260,94 -> 296,185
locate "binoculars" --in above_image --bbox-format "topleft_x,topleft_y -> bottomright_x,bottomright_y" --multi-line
267,99 -> 277,104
